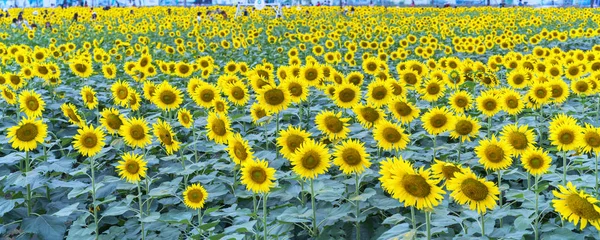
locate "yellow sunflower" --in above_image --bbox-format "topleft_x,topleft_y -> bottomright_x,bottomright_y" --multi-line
477,91 -> 501,117
581,124 -> 600,154
73,124 -> 105,157
501,89 -> 524,115
528,82 -> 552,105
183,183 -> 208,209
421,107 -> 456,135
61,103 -> 84,126
379,157 -> 410,193
552,182 -> 600,230
388,98 -> 420,124
549,122 -> 583,152
80,86 -> 98,109
282,77 -> 309,103
223,81 -> 250,106
102,64 -> 117,79
277,125 -> 311,160
116,152 -> 147,183
506,68 -> 530,89
0,86 -> 17,105
499,124 -> 536,156
177,108 -> 193,129
100,108 -> 125,135
366,79 -> 393,107
418,78 -> 446,102
290,139 -> 331,179
333,139 -> 371,175
7,117 -> 48,152
19,90 -> 45,118
431,160 -> 470,182
448,90 -> 474,115
450,115 -> 481,142
250,103 -> 271,126
119,117 -> 152,148
549,79 -> 570,104
299,63 -> 323,86
192,83 -> 219,109
256,85 -> 291,114
353,104 -> 385,129
521,147 -> 552,176
152,81 -> 183,111
571,78 -> 593,96
153,119 -> 180,155
333,82 -> 361,109
111,80 -> 131,107
241,159 -> 276,194
69,60 -> 93,78
128,91 -> 142,112
475,136 -> 513,171
315,110 -> 350,140
206,111 -> 232,144
373,120 -> 410,151
143,81 -> 157,101
447,171 -> 499,214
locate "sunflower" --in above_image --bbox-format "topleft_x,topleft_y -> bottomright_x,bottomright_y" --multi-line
7,74 -> 25,90
379,157 -> 410,193
0,86 -> 17,105
549,123 -> 583,152
398,69 -> 422,87
315,110 -> 350,140
476,91 -> 501,117
333,139 -> 371,175
499,124 -> 536,156
70,60 -> 93,78
333,82 -> 361,109
128,91 -> 142,111
119,117 -> 152,148
224,61 -> 238,74
175,62 -> 193,78
299,63 -> 323,86
373,120 -> 410,151
431,160 -> 470,182
365,79 -> 392,107
290,139 -> 331,179
111,80 -> 131,107
549,79 -> 570,103
552,182 -> 600,230
388,99 -> 420,124
99,108 -> 124,135
256,85 -> 291,114
102,64 -> 117,79
475,136 -> 513,171
448,91 -> 473,114
61,103 -> 84,126
571,78 -> 593,96
7,117 -> 48,152
501,89 -> 524,115
152,81 -> 183,111
153,119 -> 180,155
421,107 -> 456,135
73,124 -> 105,157
418,78 -> 446,102
177,108 -> 193,128
250,103 -> 271,126
564,62 -> 584,80
450,115 -> 481,142
527,82 -> 552,104
345,71 -> 364,86
521,147 -> 552,176
380,158 -> 445,209
241,159 -> 276,194
183,183 -> 208,210
80,86 -> 98,109
282,77 -> 309,103
224,81 -> 250,106
353,104 -> 385,129
19,90 -> 45,118
506,68 -> 530,89
277,125 -> 311,160
362,57 -> 381,75
192,83 -> 219,109
206,111 -> 232,144
213,98 -> 229,115
116,152 -> 147,183
227,133 -> 254,165
447,171 -> 499,214
581,124 -> 600,154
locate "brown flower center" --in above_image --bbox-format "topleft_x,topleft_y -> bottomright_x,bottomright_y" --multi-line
16,123 -> 38,141
401,174 -> 431,198
461,178 -> 489,201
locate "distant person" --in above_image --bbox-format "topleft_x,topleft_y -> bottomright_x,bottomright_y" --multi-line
196,11 -> 202,22
45,21 -> 52,29
91,12 -> 97,20
72,12 -> 78,22
518,0 -> 523,5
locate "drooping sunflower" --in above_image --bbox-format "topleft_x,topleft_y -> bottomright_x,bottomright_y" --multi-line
152,81 -> 183,111
366,79 -> 393,107
192,83 -> 219,109
277,125 -> 312,160
333,139 -> 371,175
549,122 -> 583,152
552,182 -> 600,230
315,110 -> 350,140
388,98 -> 420,124
250,103 -> 271,126
421,107 -> 456,135
73,124 -> 105,157
447,171 -> 499,214
241,159 -> 276,194
475,136 -> 513,171
418,78 -> 446,102
111,80 -> 131,107
499,124 -> 536,156
501,89 -> 525,115
183,183 -> 208,210
450,115 -> 481,142
353,104 -> 385,129
256,84 -> 291,114
116,152 -> 147,183
431,160 -> 470,182
373,120 -> 410,151
69,60 -> 93,78
18,90 -> 45,118
119,117 -> 152,148
61,103 -> 84,126
282,77 -> 309,103
7,117 -> 48,152
581,124 -> 600,154
206,111 -> 232,144
521,147 -> 552,176
333,82 -> 361,109
100,108 -> 125,135
223,81 -> 250,106
290,139 -> 331,179
227,133 -> 254,165
80,86 -> 98,109
177,108 -> 193,128
153,119 -> 180,155
0,86 -> 17,105
476,91 -> 501,117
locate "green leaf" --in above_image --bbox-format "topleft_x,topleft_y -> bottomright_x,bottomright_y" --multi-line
52,203 -> 80,217
102,203 -> 130,216
378,223 -> 411,240
0,199 -> 23,217
22,215 -> 67,240
66,214 -> 95,240
199,220 -> 220,231
514,216 -> 531,231
141,212 -> 161,222
382,214 -> 406,225
349,188 -> 376,202
160,211 -> 193,224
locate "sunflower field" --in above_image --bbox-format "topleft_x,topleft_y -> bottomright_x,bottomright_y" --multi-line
1,5 -> 600,240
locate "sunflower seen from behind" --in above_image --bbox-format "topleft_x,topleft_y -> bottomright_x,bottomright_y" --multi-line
7,117 -> 48,152
552,182 -> 600,230
333,139 -> 371,175
116,152 -> 148,183
475,136 -> 513,171
183,183 -> 208,210
373,120 -> 410,151
206,111 -> 232,144
447,171 -> 499,214
19,90 -> 45,118
290,139 -> 331,179
119,117 -> 152,148
241,159 -> 276,194
315,110 -> 350,140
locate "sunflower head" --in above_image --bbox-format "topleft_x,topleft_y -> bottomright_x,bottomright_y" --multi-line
7,117 -> 48,152
116,152 -> 148,183
447,171 -> 499,214
183,183 -> 209,210
241,159 -> 276,194
333,139 -> 371,175
290,140 -> 331,179
552,182 -> 600,230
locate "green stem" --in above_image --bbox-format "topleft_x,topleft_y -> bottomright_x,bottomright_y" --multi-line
232,165 -> 238,197
595,153 -> 599,197
264,122 -> 268,152
310,179 -> 318,237
138,182 -> 145,240
354,173 -> 360,240
25,151 -> 31,216
487,116 -> 492,138
300,180 -> 306,207
534,174 -> 539,240
90,157 -> 99,239
263,193 -> 268,240
425,211 -> 431,240
253,193 -> 259,240
276,112 -> 280,159
410,206 -> 416,239
480,212 -> 485,237
562,151 -> 567,185
457,140 -> 462,162
497,170 -> 503,228
198,208 -> 203,235
432,135 -> 437,160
